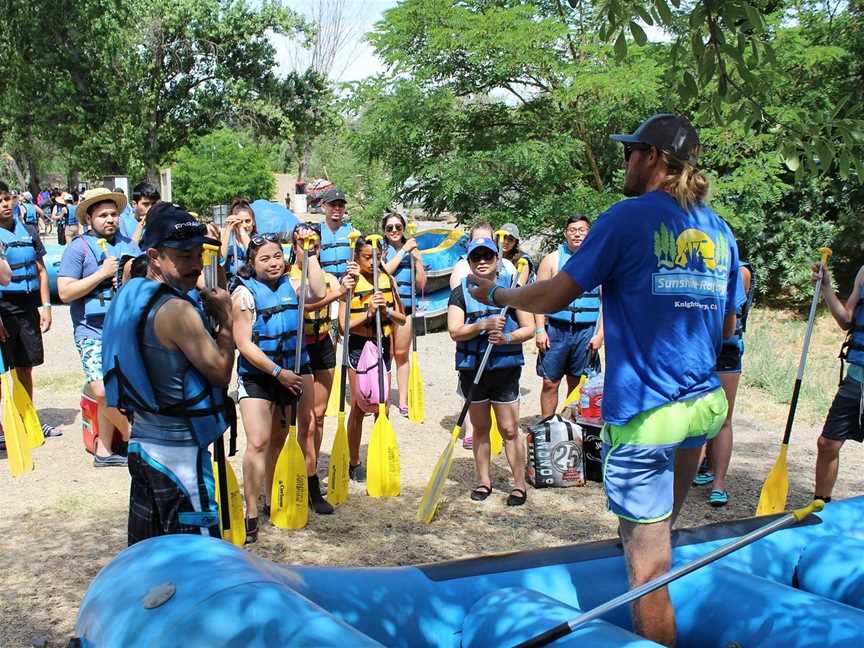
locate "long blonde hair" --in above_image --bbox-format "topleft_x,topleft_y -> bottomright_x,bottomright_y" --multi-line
658,150 -> 710,210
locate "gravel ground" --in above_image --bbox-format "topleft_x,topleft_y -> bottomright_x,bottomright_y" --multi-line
1,305 -> 862,647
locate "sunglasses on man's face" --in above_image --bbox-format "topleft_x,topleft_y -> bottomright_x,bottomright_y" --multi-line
385,224 -> 404,233
468,251 -> 496,263
624,142 -> 652,162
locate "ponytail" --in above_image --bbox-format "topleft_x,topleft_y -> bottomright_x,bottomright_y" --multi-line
659,150 -> 710,210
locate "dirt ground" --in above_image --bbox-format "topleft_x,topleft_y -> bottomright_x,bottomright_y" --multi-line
1,306 -> 863,647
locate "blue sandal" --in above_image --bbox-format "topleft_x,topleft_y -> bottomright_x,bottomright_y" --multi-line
692,471 -> 715,487
709,489 -> 729,507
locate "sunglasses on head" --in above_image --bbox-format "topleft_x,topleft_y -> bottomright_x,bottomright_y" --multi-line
250,233 -> 281,247
385,223 -> 404,233
468,250 -> 496,263
624,142 -> 652,162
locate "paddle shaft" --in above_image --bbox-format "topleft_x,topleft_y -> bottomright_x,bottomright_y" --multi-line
201,245 -> 230,531
338,284 -> 353,413
371,243 -> 387,402
409,245 -> 418,353
291,239 -> 312,428
516,501 -> 824,648
780,262 -> 825,445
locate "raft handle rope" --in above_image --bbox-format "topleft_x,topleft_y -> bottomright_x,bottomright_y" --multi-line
514,500 -> 825,648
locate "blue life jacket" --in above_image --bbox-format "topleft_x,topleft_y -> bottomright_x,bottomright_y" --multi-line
841,284 -> 864,370
319,222 -> 353,277
734,261 -> 756,338
78,233 -> 140,324
455,277 -> 523,371
0,218 -> 39,294
547,244 -> 600,325
101,277 -> 234,449
385,244 -> 413,307
223,236 -> 247,277
22,203 -> 38,225
119,207 -> 139,239
237,275 -> 309,377
63,204 -> 78,226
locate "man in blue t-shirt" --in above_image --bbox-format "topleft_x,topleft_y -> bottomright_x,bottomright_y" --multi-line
469,114 -> 744,645
58,188 -> 140,467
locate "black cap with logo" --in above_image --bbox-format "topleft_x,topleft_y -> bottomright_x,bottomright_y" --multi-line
140,202 -> 207,250
610,113 -> 700,166
321,189 -> 347,205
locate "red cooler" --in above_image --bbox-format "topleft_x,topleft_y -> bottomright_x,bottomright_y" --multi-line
81,388 -> 122,455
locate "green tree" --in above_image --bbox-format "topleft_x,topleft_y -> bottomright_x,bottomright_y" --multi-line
171,128 -> 275,216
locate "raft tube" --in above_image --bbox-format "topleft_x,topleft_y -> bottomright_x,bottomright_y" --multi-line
73,497 -> 864,647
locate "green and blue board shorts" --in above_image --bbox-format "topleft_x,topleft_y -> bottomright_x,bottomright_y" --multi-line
601,388 -> 728,523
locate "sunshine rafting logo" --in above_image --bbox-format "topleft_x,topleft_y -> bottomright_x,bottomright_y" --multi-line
652,224 -> 731,300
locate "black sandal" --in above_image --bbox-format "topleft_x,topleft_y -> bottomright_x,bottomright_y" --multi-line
244,517 -> 259,544
470,485 -> 493,501
506,488 -> 527,507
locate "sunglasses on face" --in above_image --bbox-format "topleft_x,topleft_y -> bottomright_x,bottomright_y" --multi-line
468,251 -> 496,263
385,224 -> 404,233
624,142 -> 652,162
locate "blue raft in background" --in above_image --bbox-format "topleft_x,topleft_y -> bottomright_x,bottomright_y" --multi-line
72,497 -> 864,646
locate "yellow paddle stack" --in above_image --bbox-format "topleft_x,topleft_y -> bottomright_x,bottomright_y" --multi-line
417,258 -> 528,523
407,223 -> 425,423
327,229 -> 361,506
271,235 -> 314,528
757,247 -> 832,516
11,369 -> 44,449
201,243 -> 246,545
2,347 -> 33,476
365,234 -> 400,498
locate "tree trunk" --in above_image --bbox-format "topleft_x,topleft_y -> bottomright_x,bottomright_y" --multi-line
26,157 -> 41,194
297,140 -> 313,181
2,152 -> 28,189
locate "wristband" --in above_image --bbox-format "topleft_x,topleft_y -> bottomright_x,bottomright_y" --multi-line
271,365 -> 282,377
503,332 -> 513,344
41,303 -> 51,310
487,284 -> 501,307
534,327 -> 544,335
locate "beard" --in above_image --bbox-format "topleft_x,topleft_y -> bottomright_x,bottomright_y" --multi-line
622,170 -> 648,197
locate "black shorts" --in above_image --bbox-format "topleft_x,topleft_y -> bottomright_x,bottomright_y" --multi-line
348,335 -> 392,372
306,335 -> 337,371
458,366 -> 521,405
0,302 -> 44,368
715,338 -> 744,373
238,368 -> 311,405
821,378 -> 864,443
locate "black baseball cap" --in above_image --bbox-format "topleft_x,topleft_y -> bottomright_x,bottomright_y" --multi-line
140,202 -> 207,250
610,113 -> 700,166
321,189 -> 347,204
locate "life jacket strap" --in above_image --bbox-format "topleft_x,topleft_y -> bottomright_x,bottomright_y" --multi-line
256,302 -> 298,318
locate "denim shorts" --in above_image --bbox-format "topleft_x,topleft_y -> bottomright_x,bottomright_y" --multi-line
536,321 -> 596,381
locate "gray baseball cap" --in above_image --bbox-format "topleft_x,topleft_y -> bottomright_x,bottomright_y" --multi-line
610,113 -> 700,166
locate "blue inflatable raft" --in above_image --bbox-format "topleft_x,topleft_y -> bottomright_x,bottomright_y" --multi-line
72,497 -> 864,646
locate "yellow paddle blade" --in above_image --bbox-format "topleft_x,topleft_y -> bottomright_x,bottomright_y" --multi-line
270,426 -> 308,529
11,369 -> 44,449
756,443 -> 789,516
367,403 -> 400,497
490,409 -> 503,455
408,351 -> 425,423
326,411 -> 350,506
212,459 -> 246,546
559,375 -> 587,414
416,426 -> 461,524
325,366 -> 342,417
2,374 -> 33,476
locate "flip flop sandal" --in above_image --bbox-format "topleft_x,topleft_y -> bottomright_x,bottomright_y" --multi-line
692,471 -> 715,487
506,488 -> 527,507
709,489 -> 729,507
470,485 -> 492,501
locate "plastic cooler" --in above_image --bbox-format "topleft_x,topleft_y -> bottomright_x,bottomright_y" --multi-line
81,385 -> 121,455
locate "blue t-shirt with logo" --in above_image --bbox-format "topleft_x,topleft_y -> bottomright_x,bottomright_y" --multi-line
563,191 -> 744,425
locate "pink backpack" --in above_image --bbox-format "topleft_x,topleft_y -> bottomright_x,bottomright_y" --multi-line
354,340 -> 390,413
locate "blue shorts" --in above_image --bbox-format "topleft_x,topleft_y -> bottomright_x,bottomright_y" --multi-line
536,321 -> 597,382
601,388 -> 728,523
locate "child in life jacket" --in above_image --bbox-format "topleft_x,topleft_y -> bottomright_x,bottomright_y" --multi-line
338,235 -> 406,483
